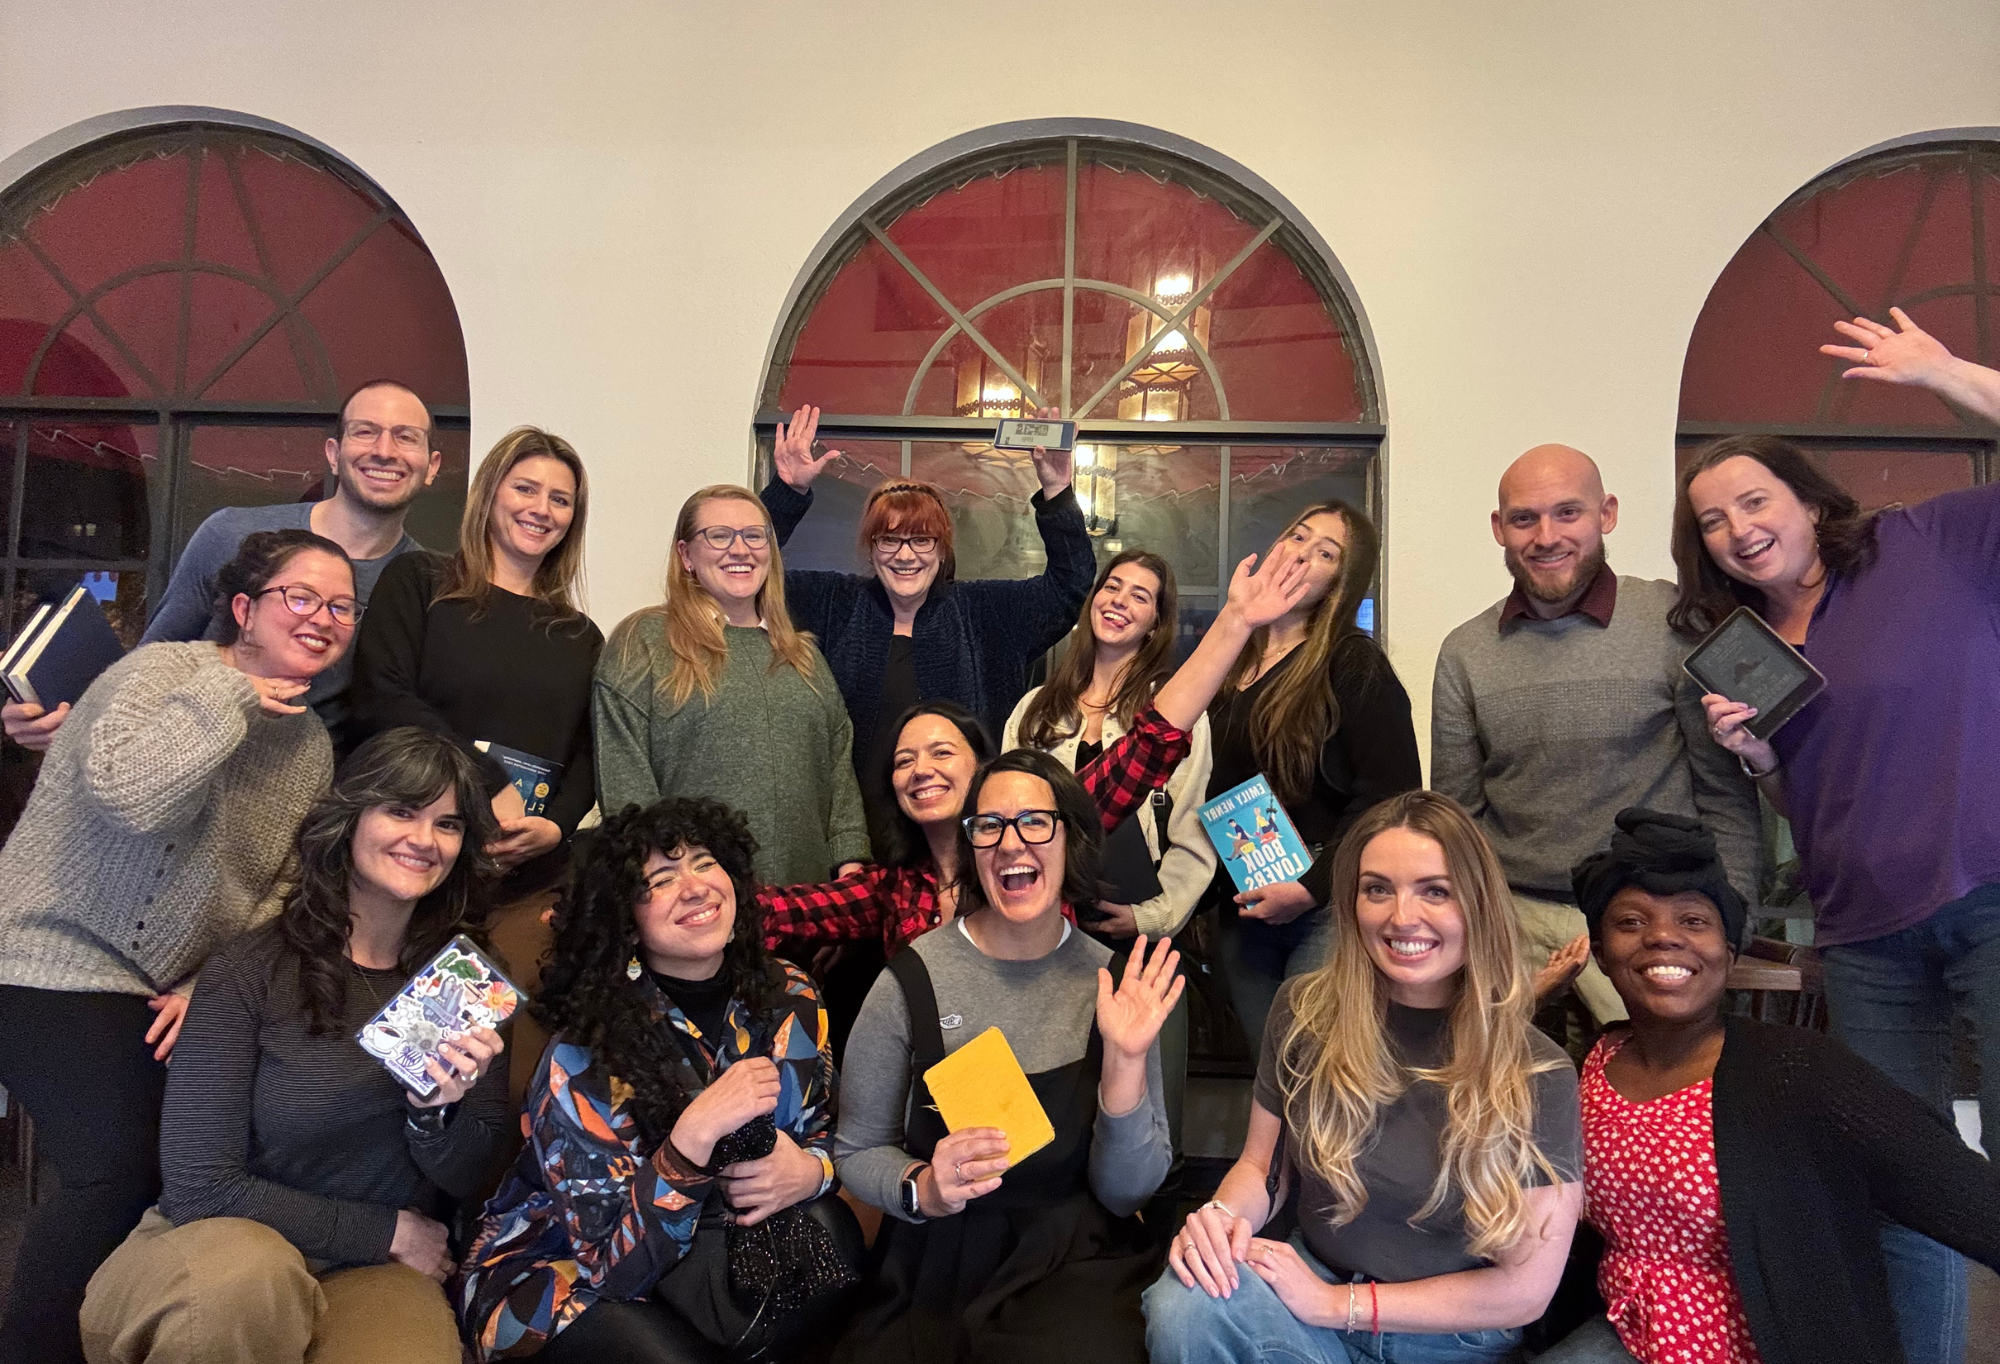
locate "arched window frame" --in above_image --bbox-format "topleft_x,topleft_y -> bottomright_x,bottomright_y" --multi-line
0,106 -> 471,644
1677,127 -> 2000,504
753,119 -> 1389,638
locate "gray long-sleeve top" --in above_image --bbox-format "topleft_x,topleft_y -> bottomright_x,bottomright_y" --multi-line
834,917 -> 1170,1222
158,926 -> 508,1268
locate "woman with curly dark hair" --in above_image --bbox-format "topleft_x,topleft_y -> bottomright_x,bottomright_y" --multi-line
78,726 -> 510,1364
458,798 -> 863,1363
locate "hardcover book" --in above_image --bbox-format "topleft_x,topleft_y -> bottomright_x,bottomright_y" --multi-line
474,740 -> 563,818
355,935 -> 525,1099
0,584 -> 126,710
1198,775 -> 1311,892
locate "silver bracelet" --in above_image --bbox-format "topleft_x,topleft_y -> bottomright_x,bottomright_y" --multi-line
1738,753 -> 1779,781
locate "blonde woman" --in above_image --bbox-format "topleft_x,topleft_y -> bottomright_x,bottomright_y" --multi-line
593,483 -> 868,887
1145,791 -> 1582,1364
1202,501 -> 1420,1049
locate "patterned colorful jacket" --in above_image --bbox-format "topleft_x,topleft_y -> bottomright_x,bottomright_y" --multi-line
757,702 -> 1193,954
457,963 -> 834,1359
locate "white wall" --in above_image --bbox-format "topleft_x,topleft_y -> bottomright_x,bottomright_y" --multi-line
7,0 -> 1999,764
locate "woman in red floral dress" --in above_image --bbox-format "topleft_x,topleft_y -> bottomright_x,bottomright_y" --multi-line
1538,809 -> 2000,1364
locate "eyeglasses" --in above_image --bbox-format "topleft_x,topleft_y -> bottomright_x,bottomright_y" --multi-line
692,525 -> 770,551
257,584 -> 363,627
341,420 -> 430,453
962,809 -> 1061,847
874,534 -> 939,556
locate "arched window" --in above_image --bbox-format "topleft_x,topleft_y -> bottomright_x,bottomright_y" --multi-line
759,124 -> 1384,641
0,112 -> 471,648
1679,134 -> 2000,508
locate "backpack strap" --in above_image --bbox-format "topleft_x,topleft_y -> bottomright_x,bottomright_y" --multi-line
886,945 -> 947,1070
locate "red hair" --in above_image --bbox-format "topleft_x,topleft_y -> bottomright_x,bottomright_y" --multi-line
858,481 -> 957,582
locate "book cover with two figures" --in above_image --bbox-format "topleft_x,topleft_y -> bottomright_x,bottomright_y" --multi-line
1198,775 -> 1311,892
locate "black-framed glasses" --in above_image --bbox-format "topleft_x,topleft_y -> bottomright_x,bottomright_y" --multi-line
962,809 -> 1061,847
692,525 -> 770,551
874,534 -> 938,556
341,420 -> 430,453
257,584 -> 363,627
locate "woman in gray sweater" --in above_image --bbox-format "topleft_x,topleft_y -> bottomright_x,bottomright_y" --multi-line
0,529 -> 356,1364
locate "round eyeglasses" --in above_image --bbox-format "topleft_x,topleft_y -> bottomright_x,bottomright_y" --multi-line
256,584 -> 363,627
962,809 -> 1060,847
693,525 -> 770,551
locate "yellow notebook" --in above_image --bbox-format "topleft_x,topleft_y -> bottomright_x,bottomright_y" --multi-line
922,1026 -> 1054,1166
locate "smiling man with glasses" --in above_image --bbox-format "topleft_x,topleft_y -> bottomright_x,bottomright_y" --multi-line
4,379 -> 442,755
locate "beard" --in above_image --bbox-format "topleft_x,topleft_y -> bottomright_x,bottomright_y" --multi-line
334,453 -> 426,512
1504,539 -> 1607,604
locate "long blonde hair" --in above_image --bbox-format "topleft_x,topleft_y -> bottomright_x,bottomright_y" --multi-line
1275,790 -> 1561,1261
656,485 -> 819,707
1220,501 -> 1379,807
435,426 -> 590,619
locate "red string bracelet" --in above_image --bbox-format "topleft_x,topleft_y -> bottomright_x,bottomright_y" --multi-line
1370,1281 -> 1380,1336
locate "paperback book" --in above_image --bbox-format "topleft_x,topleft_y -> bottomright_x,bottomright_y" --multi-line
474,740 -> 563,818
1198,774 -> 1311,892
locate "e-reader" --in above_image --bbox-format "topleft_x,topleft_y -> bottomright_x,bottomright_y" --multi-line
992,418 -> 1075,453
1681,606 -> 1826,741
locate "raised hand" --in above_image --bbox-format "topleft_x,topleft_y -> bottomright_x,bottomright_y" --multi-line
1096,934 -> 1185,1062
1533,933 -> 1591,1004
1025,406 -> 1072,499
1821,307 -> 1955,388
773,404 -> 841,492
1220,549 -> 1312,631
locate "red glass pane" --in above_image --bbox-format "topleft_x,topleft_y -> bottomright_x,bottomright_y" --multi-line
1072,162 -> 1261,299
0,246 -> 82,394
21,148 -> 189,293
1203,242 -> 1361,422
1068,289 -> 1221,422
1813,447 -> 1976,511
884,166 -> 1065,311
292,220 -> 468,406
1681,149 -> 2000,431
231,144 -> 391,296
907,290 -> 1064,418
777,237 -> 950,414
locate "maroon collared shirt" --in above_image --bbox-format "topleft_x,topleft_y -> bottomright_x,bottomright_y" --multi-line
1499,562 -> 1618,630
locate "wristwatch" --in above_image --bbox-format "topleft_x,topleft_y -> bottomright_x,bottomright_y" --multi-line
898,1162 -> 930,1221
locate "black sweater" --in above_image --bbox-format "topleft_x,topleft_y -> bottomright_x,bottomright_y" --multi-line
351,552 -> 603,881
158,927 -> 509,1267
761,479 -> 1095,761
1702,1016 -> 2000,1364
1205,633 -> 1422,903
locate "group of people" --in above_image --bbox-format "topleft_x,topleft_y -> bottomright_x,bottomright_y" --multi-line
0,307 -> 1992,1364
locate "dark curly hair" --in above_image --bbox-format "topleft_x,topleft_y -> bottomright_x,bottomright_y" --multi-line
274,727 -> 500,1034
535,798 -> 794,1150
212,528 -> 354,645
1667,434 -> 1881,638
953,748 -> 1104,919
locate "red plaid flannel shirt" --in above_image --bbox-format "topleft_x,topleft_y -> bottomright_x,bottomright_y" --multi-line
757,703 -> 1193,955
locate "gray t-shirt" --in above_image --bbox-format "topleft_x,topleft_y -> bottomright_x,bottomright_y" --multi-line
141,501 -> 420,740
1254,979 -> 1581,1280
834,918 -> 1171,1222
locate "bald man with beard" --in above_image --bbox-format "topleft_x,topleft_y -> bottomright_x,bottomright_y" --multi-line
1429,445 -> 1761,1024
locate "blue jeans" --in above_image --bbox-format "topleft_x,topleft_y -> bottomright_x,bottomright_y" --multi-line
1819,881 -> 2000,1364
1142,1235 -> 1523,1364
1532,1316 -> 1637,1363
1214,907 -> 1331,1054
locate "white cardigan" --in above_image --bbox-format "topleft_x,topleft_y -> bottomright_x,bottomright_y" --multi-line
1003,687 -> 1217,940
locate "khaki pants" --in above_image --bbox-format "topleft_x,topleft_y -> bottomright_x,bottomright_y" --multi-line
79,1208 -> 460,1364
1511,891 -> 1628,1026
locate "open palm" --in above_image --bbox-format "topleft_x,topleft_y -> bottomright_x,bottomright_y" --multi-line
1096,934 -> 1185,1061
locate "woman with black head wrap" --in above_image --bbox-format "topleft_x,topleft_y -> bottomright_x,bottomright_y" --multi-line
1539,808 -> 2000,1364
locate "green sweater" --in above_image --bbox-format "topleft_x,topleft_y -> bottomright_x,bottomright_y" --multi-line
593,608 -> 870,885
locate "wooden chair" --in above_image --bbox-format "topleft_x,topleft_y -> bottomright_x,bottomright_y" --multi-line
1725,936 -> 1825,1030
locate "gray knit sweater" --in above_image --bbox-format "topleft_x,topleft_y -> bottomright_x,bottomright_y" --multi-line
0,642 -> 333,995
1430,575 -> 1761,905
593,609 -> 870,886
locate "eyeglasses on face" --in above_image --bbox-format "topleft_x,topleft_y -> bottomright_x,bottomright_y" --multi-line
341,420 -> 430,453
692,525 -> 770,551
962,809 -> 1061,847
874,534 -> 939,556
257,584 -> 363,627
